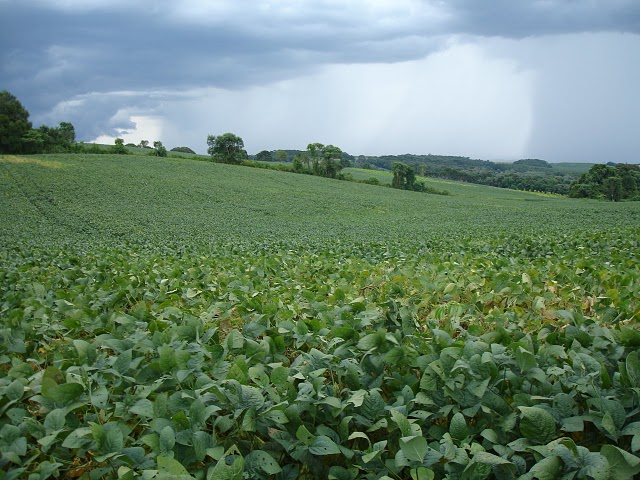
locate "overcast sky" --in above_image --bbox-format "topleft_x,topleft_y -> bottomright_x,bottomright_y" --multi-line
1,0 -> 639,162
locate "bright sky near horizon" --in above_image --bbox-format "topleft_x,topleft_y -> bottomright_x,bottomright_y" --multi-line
1,1 -> 639,162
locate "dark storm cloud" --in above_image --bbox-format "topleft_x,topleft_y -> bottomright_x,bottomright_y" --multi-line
447,0 -> 640,37
1,0 -> 638,144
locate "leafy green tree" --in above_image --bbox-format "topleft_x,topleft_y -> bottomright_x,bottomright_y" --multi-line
255,150 -> 273,162
21,129 -> 46,154
292,153 -> 304,173
321,145 -> 343,178
604,176 -> 623,201
391,162 -> 420,190
307,142 -> 324,174
139,140 -> 149,149
58,122 -> 75,144
305,143 -> 345,178
112,138 -> 127,154
21,122 -> 77,154
0,90 -> 32,153
569,163 -> 639,201
207,133 -> 245,164
153,141 -> 167,157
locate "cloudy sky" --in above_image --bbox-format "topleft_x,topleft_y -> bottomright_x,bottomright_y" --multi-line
1,0 -> 639,162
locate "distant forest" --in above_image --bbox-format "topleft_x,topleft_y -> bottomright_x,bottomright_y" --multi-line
355,154 -> 578,195
254,150 -> 582,195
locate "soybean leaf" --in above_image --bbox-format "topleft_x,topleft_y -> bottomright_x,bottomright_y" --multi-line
157,456 -> 193,480
245,450 -> 282,474
399,435 -> 428,462
41,382 -> 84,405
5,379 -> 24,402
449,413 -> 468,443
207,445 -> 244,480
410,467 -> 435,480
627,351 -> 640,388
528,455 -> 562,480
600,445 -> 640,480
309,436 -> 341,456
160,426 -> 176,455
391,410 -> 412,437
43,409 -> 66,432
519,407 -> 556,444
129,399 -> 154,419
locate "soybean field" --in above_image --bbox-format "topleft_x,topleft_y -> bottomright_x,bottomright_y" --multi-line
1,154 -> 639,479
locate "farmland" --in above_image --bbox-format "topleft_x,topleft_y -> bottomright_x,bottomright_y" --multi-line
1,153 -> 640,479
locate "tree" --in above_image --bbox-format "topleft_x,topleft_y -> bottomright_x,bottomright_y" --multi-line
304,143 -> 346,178
307,142 -> 324,174
58,122 -> 75,144
275,150 -> 289,163
569,163 -> 640,201
112,138 -> 127,154
391,162 -> 416,190
292,153 -> 304,173
207,133 -> 245,164
321,145 -> 343,178
0,90 -> 32,153
139,140 -> 149,149
21,129 -> 46,154
255,150 -> 272,162
153,141 -> 167,157
604,176 -> 623,201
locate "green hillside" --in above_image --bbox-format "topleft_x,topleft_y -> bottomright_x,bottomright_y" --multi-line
1,154 -> 636,247
1,153 -> 639,479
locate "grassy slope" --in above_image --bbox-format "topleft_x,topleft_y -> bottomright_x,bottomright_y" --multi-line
1,154 -> 638,249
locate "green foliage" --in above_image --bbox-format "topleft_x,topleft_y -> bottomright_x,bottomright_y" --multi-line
0,152 -> 639,479
153,141 -> 168,157
275,149 -> 289,163
207,133 -> 246,164
112,138 -> 128,155
513,158 -> 552,169
22,123 -> 77,154
292,153 -> 304,172
389,162 -> 449,195
255,150 -> 273,162
0,90 -> 32,154
570,163 -> 640,201
0,92 -> 76,155
170,146 -> 196,154
358,153 -> 580,194
391,161 -> 416,190
300,142 -> 346,178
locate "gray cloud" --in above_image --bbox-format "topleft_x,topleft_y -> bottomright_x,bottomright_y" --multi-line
1,0 -> 639,160
447,0 -> 640,37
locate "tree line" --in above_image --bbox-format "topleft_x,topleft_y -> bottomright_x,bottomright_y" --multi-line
356,154 -> 577,195
0,90 -> 76,154
206,133 -> 450,195
207,133 -> 349,179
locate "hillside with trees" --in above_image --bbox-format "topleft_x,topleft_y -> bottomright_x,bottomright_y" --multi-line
4,89 -> 635,198
569,163 -> 640,201
354,154 -> 580,194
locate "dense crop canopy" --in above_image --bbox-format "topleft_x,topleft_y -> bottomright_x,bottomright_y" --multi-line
1,154 -> 639,479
